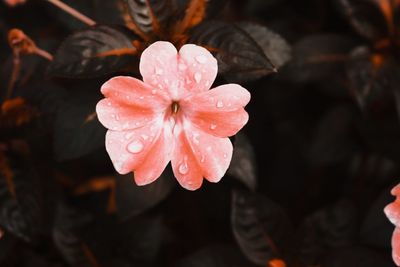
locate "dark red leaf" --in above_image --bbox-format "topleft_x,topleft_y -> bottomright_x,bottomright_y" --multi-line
190,21 -> 276,82
237,22 -> 291,69
231,190 -> 292,266
335,0 -> 391,40
124,0 -> 173,38
228,133 -> 258,191
53,90 -> 106,161
48,25 -> 139,78
116,167 -> 176,220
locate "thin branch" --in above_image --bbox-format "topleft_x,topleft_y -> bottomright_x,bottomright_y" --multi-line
46,0 -> 96,26
35,47 -> 54,61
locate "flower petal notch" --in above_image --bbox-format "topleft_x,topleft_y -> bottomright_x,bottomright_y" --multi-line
384,184 -> 400,266
96,41 -> 251,190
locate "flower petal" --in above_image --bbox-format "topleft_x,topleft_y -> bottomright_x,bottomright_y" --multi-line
105,117 -> 173,185
139,41 -> 180,98
171,119 -> 233,190
178,44 -> 218,93
101,76 -> 169,107
392,184 -> 400,196
180,84 -> 250,137
96,98 -> 155,131
393,227 -> 400,266
385,200 -> 400,227
140,42 -> 218,100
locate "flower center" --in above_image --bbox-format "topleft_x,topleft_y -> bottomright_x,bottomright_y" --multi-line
171,101 -> 179,114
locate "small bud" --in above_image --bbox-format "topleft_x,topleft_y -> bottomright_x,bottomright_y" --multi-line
8,28 -> 37,55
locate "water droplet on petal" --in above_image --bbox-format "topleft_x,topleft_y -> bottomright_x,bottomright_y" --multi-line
169,117 -> 176,127
141,134 -> 149,140
124,132 -> 134,140
115,115 -> 120,121
178,63 -> 187,71
107,102 -> 112,106
200,155 -> 205,163
206,146 -> 212,152
194,72 -> 202,83
122,122 -> 130,129
193,133 -> 200,144
135,122 -> 140,126
223,153 -> 227,158
139,96 -> 144,99
127,139 -> 144,153
195,55 -> 207,64
216,100 -> 224,108
152,89 -> 157,94
210,124 -> 217,130
178,157 -> 189,175
155,67 -> 164,75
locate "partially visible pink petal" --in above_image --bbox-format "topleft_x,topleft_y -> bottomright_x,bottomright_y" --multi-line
386,183 -> 400,266
181,84 -> 250,137
385,201 -> 400,227
393,227 -> 400,266
139,41 -> 180,98
386,183 -> 400,227
393,184 -> 400,196
105,117 -> 173,185
96,98 -> 155,131
100,76 -> 169,108
178,44 -> 218,93
171,119 -> 232,190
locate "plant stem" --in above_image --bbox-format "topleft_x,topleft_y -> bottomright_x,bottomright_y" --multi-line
6,55 -> 21,100
46,0 -> 96,26
35,47 -> 54,61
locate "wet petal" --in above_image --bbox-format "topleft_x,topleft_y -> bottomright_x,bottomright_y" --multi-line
140,42 -> 218,100
171,119 -> 232,190
96,98 -> 155,131
386,183 -> 400,227
100,76 -> 169,108
392,184 -> 400,196
139,41 -> 180,98
385,200 -> 400,227
178,44 -> 218,93
105,117 -> 173,185
393,227 -> 400,266
181,84 -> 250,137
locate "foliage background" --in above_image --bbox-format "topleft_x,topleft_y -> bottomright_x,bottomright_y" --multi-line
0,0 -> 398,266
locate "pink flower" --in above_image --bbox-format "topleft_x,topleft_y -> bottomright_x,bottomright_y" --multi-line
384,184 -> 400,266
96,41 -> 250,190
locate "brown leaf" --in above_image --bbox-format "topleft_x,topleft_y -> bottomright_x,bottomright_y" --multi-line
174,0 -> 207,36
0,152 -> 15,197
0,98 -> 37,129
73,176 -> 117,214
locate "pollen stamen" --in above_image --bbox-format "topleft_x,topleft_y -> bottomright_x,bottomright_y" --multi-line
171,102 -> 179,114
